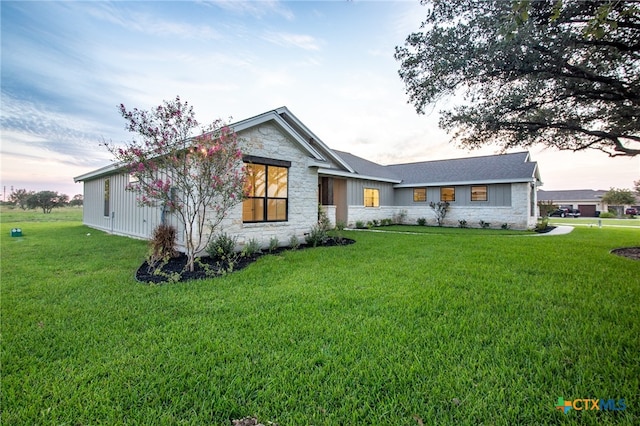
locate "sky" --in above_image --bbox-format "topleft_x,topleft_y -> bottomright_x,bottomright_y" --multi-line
1,0 -> 638,200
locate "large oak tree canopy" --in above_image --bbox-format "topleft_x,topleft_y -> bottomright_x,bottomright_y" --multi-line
395,0 -> 640,156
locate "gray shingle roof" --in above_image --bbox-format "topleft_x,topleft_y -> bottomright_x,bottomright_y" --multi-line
537,189 -> 607,201
332,150 -> 402,181
331,150 -> 538,186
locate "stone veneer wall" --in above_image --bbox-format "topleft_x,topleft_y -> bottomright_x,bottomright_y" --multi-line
344,182 -> 536,230
205,122 -> 319,252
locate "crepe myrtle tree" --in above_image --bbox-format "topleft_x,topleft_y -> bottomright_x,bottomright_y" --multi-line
105,96 -> 247,272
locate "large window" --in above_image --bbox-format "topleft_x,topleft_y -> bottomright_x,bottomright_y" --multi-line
103,179 -> 110,217
413,188 -> 426,202
243,162 -> 288,222
364,188 -> 379,207
471,185 -> 488,201
440,187 -> 455,202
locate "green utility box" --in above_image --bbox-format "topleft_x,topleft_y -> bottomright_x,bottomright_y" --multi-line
11,228 -> 22,237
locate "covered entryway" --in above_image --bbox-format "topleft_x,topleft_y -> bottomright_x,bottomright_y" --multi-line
319,176 -> 347,225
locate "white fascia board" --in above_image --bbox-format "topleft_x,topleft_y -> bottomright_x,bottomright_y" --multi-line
274,107 -> 355,173
232,110 -> 326,162
318,168 -> 402,184
74,163 -> 123,182
394,177 -> 536,188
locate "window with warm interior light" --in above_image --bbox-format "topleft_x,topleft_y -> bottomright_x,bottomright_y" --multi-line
243,162 -> 288,222
471,185 -> 488,201
364,188 -> 380,207
413,188 -> 426,202
440,187 -> 455,202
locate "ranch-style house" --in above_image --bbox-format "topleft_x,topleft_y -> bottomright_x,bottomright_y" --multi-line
74,107 -> 542,251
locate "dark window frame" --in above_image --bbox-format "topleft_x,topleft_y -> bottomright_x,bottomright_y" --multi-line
471,185 -> 488,202
440,187 -> 455,202
103,178 -> 110,217
413,188 -> 427,202
243,160 -> 290,223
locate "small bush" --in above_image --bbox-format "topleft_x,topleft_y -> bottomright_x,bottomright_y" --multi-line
458,219 -> 468,228
392,210 -> 407,224
599,212 -> 616,218
381,218 -> 393,226
269,236 -> 279,252
429,201 -> 450,226
207,232 -> 238,260
305,224 -> 328,247
366,221 -> 374,229
479,220 -> 491,229
242,238 -> 261,256
501,223 -> 511,230
417,217 -> 427,226
288,234 -> 300,250
536,217 -> 549,231
372,219 -> 380,227
147,224 -> 178,268
335,220 -> 346,231
355,220 -> 366,229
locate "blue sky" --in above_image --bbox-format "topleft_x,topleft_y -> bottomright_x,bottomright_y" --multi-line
1,0 -> 638,198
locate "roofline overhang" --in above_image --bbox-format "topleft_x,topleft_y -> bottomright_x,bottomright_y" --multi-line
318,168 -> 402,184
74,163 -> 122,182
393,177 -> 538,188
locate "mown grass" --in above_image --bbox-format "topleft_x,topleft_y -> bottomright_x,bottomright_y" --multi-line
548,217 -> 640,228
2,209 -> 639,425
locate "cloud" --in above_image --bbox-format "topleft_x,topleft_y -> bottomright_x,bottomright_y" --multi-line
262,31 -> 323,51
203,0 -> 295,21
86,2 -> 221,40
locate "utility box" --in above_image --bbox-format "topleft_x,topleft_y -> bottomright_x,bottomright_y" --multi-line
11,228 -> 22,237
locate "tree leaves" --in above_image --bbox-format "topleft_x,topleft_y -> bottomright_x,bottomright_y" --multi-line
396,0 -> 640,156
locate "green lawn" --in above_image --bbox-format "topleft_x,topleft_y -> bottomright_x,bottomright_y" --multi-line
547,217 -> 640,228
2,208 -> 639,425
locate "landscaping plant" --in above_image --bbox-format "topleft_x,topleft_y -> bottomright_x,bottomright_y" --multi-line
104,96 -> 246,272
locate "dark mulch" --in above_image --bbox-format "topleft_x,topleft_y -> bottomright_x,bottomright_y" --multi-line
136,237 -> 355,283
611,247 -> 640,261
534,226 -> 557,234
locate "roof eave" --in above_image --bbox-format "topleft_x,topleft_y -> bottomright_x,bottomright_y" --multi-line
318,168 -> 402,184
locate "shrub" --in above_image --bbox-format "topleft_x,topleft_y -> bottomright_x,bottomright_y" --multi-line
501,223 -> 511,230
479,220 -> 491,229
355,220 -> 366,229
288,234 -> 300,250
536,217 -> 549,231
599,212 -> 616,218
206,232 -> 238,260
242,238 -> 261,256
318,204 -> 331,231
147,224 -> 180,281
335,220 -> 347,231
372,219 -> 380,227
458,219 -> 468,228
366,221 -> 375,229
269,236 -> 279,252
381,218 -> 393,226
429,201 -> 450,226
417,217 -> 427,226
392,209 -> 408,224
305,224 -> 328,247
148,224 -> 178,267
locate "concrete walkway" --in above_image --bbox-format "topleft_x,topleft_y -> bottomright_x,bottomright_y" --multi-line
533,225 -> 574,236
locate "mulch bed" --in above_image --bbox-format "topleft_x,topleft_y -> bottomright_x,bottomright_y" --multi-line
136,237 -> 355,283
611,247 -> 640,261
534,226 -> 557,233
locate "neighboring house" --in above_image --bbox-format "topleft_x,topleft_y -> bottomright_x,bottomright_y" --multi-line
537,189 -> 640,216
537,189 -> 608,217
74,107 -> 541,252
